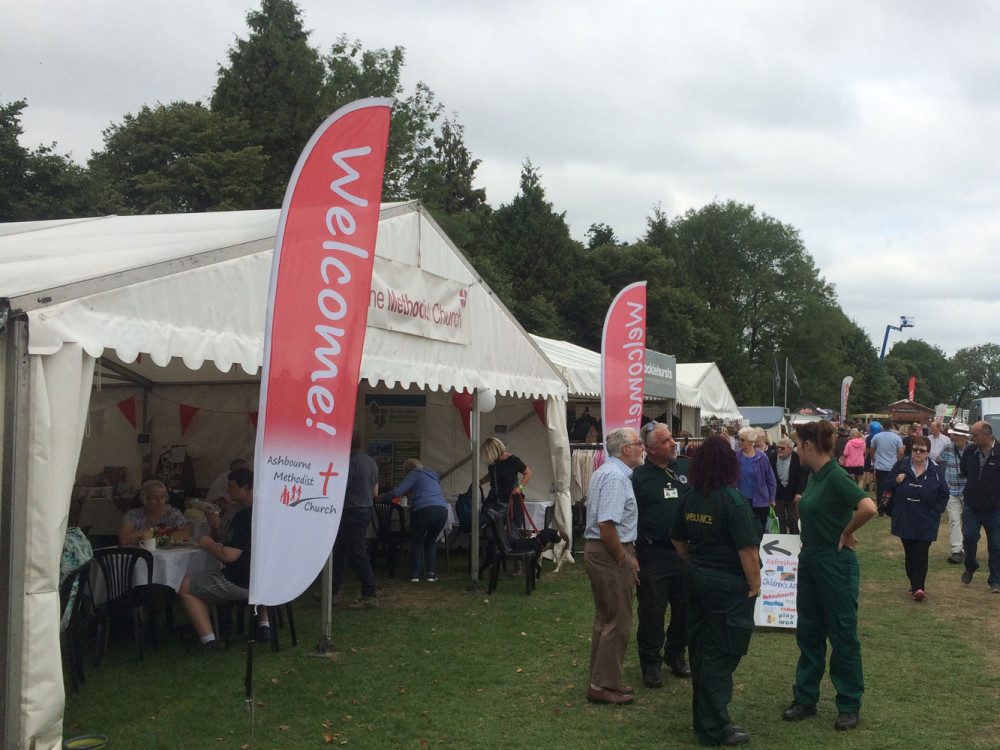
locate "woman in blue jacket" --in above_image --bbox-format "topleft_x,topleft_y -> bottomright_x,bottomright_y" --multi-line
380,459 -> 450,582
883,434 -> 949,601
737,427 -> 777,532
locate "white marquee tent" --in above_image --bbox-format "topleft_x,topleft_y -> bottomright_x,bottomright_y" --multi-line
0,202 -> 571,749
675,362 -> 742,421
531,335 -> 743,427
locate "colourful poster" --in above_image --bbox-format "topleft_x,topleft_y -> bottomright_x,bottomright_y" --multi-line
755,534 -> 803,628
250,98 -> 392,606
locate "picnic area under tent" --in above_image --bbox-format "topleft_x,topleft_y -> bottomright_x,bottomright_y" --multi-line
0,202 -> 571,750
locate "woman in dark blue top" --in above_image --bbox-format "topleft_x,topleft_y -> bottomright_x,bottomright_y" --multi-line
380,459 -> 450,582
883,434 -> 949,601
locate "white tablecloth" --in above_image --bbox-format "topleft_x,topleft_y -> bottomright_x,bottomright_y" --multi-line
91,546 -> 222,603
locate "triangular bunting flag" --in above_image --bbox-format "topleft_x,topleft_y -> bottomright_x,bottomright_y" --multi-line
179,403 -> 198,436
116,396 -> 137,429
533,398 -> 546,424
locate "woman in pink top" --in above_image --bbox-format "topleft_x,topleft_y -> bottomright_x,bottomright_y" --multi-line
841,428 -> 867,488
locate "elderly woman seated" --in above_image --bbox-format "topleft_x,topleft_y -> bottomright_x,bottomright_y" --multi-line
118,479 -> 190,546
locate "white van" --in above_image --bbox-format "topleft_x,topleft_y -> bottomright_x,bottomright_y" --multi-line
969,398 -> 1000,434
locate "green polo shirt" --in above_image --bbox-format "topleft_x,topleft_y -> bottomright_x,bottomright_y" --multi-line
671,485 -> 760,574
798,458 -> 868,546
632,456 -> 692,542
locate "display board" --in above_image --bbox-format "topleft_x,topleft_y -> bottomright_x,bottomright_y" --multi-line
364,393 -> 426,490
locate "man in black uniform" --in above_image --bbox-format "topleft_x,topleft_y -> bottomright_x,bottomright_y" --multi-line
632,421 -> 691,688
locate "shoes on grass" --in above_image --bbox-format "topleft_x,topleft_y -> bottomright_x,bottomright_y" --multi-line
962,568 -> 975,585
782,701 -> 817,721
912,589 -> 926,602
834,711 -> 860,731
947,551 -> 965,564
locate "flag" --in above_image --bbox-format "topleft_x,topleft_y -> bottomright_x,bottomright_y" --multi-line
601,282 -> 647,442
841,376 -> 854,422
250,98 -> 392,607
772,356 -> 781,404
787,360 -> 802,395
908,377 -> 916,402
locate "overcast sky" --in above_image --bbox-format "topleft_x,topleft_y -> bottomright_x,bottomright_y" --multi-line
3,0 -> 998,360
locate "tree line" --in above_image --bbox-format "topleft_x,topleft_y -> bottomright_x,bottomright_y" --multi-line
3,0 -> 996,414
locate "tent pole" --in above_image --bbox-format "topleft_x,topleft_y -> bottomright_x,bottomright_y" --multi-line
0,316 -> 29,749
469,391 -> 481,590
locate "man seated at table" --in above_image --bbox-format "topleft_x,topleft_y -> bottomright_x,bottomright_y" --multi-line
177,468 -> 268,650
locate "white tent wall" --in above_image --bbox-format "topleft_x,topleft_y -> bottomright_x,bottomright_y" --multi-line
22,346 -> 95,749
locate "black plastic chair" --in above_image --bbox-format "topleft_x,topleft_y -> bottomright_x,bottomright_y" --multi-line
371,502 -> 406,578
59,560 -> 91,692
483,509 -> 535,595
91,547 -> 152,665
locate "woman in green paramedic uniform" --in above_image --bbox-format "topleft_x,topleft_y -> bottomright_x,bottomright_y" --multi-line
782,420 -> 877,733
671,435 -> 761,747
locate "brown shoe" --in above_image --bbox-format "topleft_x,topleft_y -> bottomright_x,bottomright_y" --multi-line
587,686 -> 634,705
618,684 -> 634,694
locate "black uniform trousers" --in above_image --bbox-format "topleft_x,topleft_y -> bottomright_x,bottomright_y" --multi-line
684,563 -> 755,746
635,544 -> 686,670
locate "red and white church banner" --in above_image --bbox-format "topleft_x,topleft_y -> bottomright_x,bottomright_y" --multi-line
601,281 -> 647,443
250,98 -> 392,606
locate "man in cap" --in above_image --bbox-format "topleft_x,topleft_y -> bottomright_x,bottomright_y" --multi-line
937,423 -> 969,564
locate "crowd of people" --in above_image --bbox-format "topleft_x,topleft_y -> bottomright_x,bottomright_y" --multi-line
582,415 -> 995,746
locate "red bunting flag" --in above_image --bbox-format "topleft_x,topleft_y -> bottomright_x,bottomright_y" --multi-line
178,403 -> 198,435
532,398 -> 546,424
116,396 -> 137,429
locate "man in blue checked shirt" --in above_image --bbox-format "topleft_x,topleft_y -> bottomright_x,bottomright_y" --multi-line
584,426 -> 645,706
938,423 -> 970,564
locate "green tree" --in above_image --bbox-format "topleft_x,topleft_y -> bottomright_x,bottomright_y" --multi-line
89,102 -> 265,214
883,339 -> 956,407
321,35 -> 442,200
409,116 -> 486,214
670,200 -> 834,403
211,0 -> 327,206
951,343 -> 1000,402
489,161 -> 583,338
837,318 -> 896,413
0,98 -> 99,221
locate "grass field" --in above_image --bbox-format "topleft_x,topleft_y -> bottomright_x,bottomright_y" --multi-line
63,517 -> 1000,749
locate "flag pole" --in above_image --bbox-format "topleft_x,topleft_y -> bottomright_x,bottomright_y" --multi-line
784,358 -> 789,412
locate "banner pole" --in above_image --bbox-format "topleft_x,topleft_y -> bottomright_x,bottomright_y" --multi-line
316,551 -> 333,653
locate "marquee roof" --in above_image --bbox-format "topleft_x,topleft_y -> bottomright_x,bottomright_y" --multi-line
0,202 -> 567,400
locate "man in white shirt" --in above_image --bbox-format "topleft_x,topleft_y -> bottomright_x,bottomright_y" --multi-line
928,421 -> 951,462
